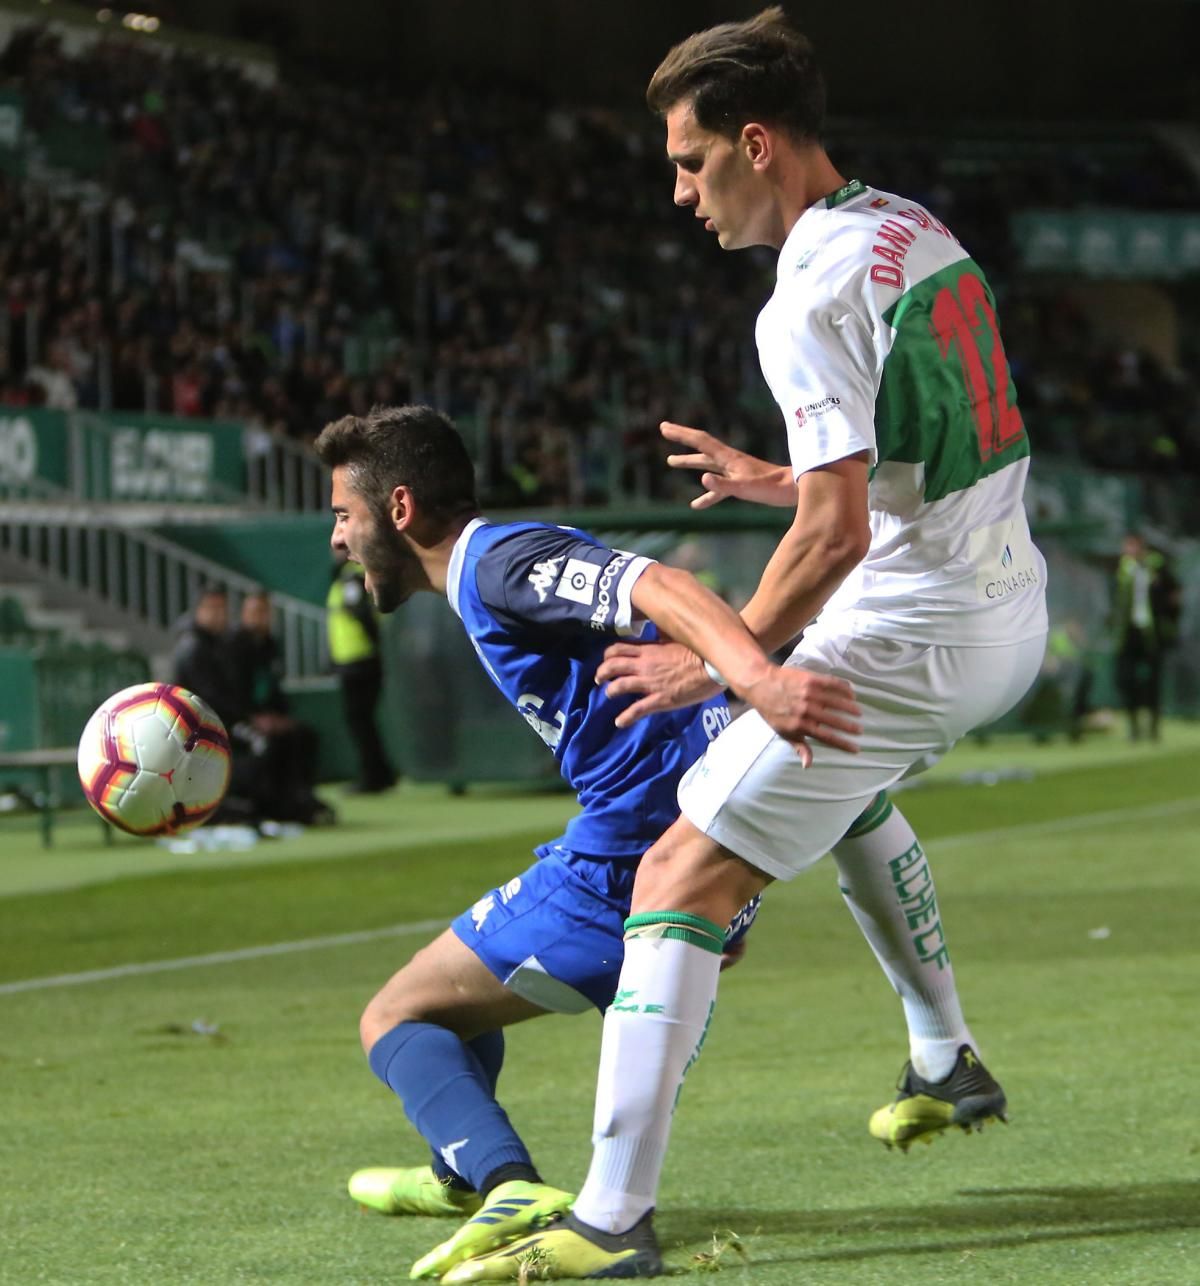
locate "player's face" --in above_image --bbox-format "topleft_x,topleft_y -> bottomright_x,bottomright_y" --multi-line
330,467 -> 422,613
665,102 -> 770,251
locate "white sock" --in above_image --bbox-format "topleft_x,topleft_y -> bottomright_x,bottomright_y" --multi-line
833,795 -> 974,1082
572,914 -> 724,1234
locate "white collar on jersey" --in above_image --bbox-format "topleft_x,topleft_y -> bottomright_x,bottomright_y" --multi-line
776,177 -> 872,280
446,517 -> 489,619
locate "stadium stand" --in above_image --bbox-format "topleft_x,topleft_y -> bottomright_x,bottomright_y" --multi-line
3,22 -> 1200,506
1,17 -> 1198,766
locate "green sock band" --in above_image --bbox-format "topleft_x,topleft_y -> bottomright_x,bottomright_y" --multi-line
845,790 -> 894,839
624,911 -> 725,955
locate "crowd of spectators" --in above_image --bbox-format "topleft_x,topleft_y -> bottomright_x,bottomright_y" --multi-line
1002,287 -> 1200,474
3,22 -> 1200,503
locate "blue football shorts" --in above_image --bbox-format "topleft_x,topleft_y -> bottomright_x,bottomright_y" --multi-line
451,838 -> 761,1014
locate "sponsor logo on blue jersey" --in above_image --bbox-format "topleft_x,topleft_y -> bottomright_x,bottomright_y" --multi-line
556,558 -> 601,605
588,551 -> 631,630
516,693 -> 566,749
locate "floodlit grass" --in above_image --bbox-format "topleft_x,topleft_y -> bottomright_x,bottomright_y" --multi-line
2,733 -> 1199,1283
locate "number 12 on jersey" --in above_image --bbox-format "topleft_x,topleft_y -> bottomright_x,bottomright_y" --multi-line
931,272 -> 1026,462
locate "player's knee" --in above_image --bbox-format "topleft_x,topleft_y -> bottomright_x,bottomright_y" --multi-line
631,830 -> 762,927
359,982 -> 420,1053
631,840 -> 690,908
359,994 -> 391,1054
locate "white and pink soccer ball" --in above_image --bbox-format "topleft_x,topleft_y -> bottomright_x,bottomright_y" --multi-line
77,683 -> 232,836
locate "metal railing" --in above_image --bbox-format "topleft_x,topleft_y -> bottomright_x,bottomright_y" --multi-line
242,426 -> 329,512
0,505 -> 328,677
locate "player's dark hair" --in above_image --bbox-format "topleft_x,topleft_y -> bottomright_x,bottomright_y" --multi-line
314,405 -> 479,524
646,6 -> 825,143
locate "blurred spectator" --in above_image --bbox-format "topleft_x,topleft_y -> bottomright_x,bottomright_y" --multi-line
1112,533 -> 1181,740
326,552 -> 396,795
229,589 -> 333,824
171,585 -> 265,824
25,340 -> 78,410
1029,618 -> 1095,743
171,585 -> 241,731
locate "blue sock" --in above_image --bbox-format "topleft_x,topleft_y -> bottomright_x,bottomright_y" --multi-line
368,1021 -> 533,1195
469,1029 -> 507,1093
430,1031 -> 506,1186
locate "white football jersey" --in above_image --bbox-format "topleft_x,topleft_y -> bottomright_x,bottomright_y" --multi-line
756,180 -> 1047,646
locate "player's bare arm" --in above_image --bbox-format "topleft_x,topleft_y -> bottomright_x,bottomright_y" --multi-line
662,421 -> 796,508
603,561 -> 861,765
739,452 -> 871,654
599,453 -> 869,724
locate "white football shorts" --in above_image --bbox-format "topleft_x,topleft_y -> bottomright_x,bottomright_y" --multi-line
677,625 -> 1047,881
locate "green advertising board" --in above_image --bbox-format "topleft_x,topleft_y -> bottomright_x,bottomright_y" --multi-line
0,407 -> 70,494
0,407 -> 246,502
1014,210 -> 1200,278
91,412 -> 244,502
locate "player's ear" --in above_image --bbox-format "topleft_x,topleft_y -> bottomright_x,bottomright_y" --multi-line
741,122 -> 771,169
388,484 -> 417,533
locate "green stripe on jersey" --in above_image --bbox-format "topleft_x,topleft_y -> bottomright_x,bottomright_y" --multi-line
875,258 -> 1030,503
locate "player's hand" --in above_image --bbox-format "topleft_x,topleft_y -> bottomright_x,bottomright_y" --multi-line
742,667 -> 862,767
662,421 -> 798,509
596,640 -> 720,726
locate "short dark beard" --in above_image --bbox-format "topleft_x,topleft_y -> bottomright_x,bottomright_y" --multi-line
358,508 -> 422,613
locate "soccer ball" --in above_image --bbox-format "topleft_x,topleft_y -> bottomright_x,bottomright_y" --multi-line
77,683 -> 232,836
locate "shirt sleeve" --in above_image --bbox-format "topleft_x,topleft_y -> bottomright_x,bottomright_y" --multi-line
760,279 -> 879,478
476,527 -> 655,638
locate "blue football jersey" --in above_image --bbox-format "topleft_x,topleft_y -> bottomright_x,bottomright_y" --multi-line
447,518 -> 731,856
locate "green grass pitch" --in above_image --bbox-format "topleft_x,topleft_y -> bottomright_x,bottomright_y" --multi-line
2,729 -> 1199,1284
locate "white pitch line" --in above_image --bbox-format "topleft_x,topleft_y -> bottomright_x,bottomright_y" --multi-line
4,796 -> 1199,999
0,917 -> 448,997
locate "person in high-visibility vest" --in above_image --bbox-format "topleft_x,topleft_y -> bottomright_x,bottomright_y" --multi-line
1114,532 -> 1180,742
327,550 -> 397,793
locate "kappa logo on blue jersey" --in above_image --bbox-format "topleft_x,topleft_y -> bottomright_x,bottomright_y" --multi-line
528,555 -> 565,603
